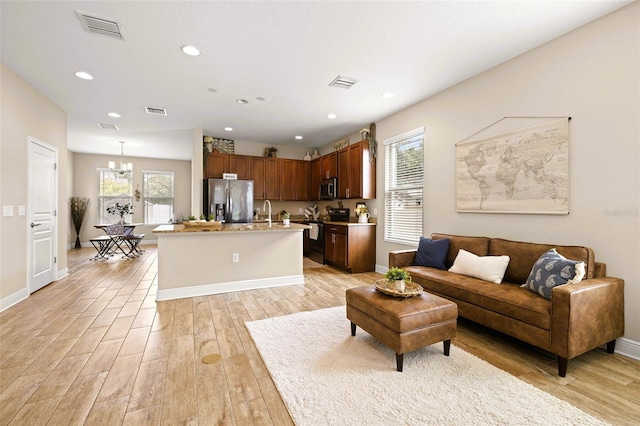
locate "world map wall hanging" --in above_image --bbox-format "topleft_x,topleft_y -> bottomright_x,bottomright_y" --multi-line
455,117 -> 570,214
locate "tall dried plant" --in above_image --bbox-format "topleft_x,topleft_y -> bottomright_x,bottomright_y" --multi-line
70,197 -> 89,248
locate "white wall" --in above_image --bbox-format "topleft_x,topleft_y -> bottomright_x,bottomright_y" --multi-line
0,63 -> 68,305
370,4 -> 639,344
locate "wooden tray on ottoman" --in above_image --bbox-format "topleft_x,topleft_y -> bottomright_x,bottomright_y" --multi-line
374,279 -> 423,298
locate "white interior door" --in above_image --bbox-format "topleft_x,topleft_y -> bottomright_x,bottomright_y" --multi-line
29,138 -> 57,293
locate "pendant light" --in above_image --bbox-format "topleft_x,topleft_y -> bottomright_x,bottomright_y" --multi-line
109,141 -> 133,177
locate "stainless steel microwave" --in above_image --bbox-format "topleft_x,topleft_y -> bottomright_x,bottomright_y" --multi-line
319,177 -> 337,200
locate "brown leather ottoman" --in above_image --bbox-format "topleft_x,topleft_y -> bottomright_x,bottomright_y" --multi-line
346,285 -> 458,372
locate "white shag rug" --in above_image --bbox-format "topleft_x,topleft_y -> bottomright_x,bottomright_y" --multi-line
245,306 -> 608,426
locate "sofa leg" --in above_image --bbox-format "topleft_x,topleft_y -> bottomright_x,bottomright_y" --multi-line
557,356 -> 568,377
606,340 -> 616,354
396,353 -> 403,372
443,339 -> 451,356
350,322 -> 356,336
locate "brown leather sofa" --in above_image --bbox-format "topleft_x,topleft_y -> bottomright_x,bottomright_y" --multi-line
389,233 -> 625,377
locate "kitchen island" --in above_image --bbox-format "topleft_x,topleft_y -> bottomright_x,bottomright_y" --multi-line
153,222 -> 310,301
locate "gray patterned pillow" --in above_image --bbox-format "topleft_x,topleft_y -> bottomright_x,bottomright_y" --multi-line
521,249 -> 585,300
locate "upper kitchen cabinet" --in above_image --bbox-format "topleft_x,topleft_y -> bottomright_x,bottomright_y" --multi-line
309,157 -> 321,200
228,154 -> 252,179
281,159 -> 309,201
252,157 -> 280,200
204,153 -> 251,179
321,151 -> 338,179
205,152 -> 227,178
337,141 -> 376,199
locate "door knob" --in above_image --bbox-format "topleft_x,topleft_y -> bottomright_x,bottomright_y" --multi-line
30,222 -> 41,228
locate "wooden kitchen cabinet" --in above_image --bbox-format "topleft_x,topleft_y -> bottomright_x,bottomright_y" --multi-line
228,154 -> 252,179
337,141 -> 376,199
324,223 -> 376,273
321,152 -> 338,179
204,153 -> 251,179
252,157 -> 280,200
205,152 -> 227,178
309,158 -> 321,200
281,159 -> 309,201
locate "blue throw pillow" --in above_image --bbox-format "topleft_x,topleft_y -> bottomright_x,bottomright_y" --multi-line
414,237 -> 450,270
521,249 -> 585,300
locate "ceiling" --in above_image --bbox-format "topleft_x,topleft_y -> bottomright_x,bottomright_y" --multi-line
1,1 -> 631,161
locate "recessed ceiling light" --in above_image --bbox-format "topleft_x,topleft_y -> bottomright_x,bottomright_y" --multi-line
381,92 -> 394,99
74,71 -> 93,80
181,45 -> 200,56
326,113 -> 337,119
256,97 -> 266,101
295,136 -> 303,140
108,112 -> 121,118
224,127 -> 233,132
236,99 -> 249,104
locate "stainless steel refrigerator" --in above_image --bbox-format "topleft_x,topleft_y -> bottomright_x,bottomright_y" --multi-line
204,179 -> 254,223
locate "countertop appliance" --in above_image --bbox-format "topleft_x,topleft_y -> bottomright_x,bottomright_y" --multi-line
204,179 -> 254,223
319,177 -> 337,200
328,208 -> 350,222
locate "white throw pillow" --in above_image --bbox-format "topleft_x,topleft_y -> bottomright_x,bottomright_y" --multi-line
448,249 -> 511,283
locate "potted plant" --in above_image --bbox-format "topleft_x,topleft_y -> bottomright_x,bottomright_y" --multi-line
106,202 -> 132,224
281,211 -> 290,226
188,215 -> 197,221
385,267 -> 411,292
354,204 -> 370,223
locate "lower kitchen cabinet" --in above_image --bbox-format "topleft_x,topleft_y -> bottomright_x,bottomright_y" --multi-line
324,223 -> 375,273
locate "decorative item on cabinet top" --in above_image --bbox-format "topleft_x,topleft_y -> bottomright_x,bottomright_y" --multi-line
265,147 -> 278,157
204,136 -> 235,154
333,137 -> 349,151
360,122 -> 378,163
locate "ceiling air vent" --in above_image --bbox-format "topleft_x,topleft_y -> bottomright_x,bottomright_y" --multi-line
329,75 -> 358,89
76,11 -> 125,40
145,106 -> 167,116
97,123 -> 119,130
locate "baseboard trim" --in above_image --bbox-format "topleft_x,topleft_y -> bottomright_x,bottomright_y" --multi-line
156,274 -> 305,301
615,337 -> 640,361
0,288 -> 29,312
57,267 -> 68,281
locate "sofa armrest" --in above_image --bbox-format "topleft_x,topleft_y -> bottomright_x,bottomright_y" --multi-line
389,250 -> 416,268
551,277 -> 624,359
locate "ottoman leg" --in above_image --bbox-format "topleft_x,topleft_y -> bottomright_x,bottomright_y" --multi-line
351,322 -> 356,336
443,339 -> 451,356
396,353 -> 403,372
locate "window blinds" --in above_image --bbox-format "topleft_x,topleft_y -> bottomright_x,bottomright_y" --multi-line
384,128 -> 424,245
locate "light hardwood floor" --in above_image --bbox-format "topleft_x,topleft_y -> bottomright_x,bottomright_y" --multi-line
1,246 -> 638,425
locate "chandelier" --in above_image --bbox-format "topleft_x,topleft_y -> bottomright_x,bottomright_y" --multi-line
109,141 -> 133,177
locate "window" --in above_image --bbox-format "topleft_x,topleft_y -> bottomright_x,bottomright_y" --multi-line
384,127 -> 425,245
143,171 -> 175,224
99,170 -> 133,223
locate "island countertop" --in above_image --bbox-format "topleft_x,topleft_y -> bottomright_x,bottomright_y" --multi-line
153,222 -> 310,234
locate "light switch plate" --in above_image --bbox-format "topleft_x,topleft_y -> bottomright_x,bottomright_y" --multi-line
19,205 -> 26,216
3,205 -> 14,217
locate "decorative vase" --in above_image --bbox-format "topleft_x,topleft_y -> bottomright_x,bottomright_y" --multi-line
74,235 -> 81,249
304,152 -> 311,161
395,280 -> 405,292
283,218 -> 290,227
311,149 -> 320,160
358,213 -> 370,223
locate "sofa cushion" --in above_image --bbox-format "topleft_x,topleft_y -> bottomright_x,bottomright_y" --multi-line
414,237 -> 449,269
431,233 -> 490,269
489,238 -> 595,283
402,266 -> 551,330
449,249 -> 510,284
521,249 -> 586,300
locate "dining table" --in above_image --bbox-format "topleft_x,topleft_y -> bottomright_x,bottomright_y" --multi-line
91,223 -> 144,260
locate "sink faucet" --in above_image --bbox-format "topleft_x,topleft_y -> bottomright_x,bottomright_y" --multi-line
263,199 -> 272,228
